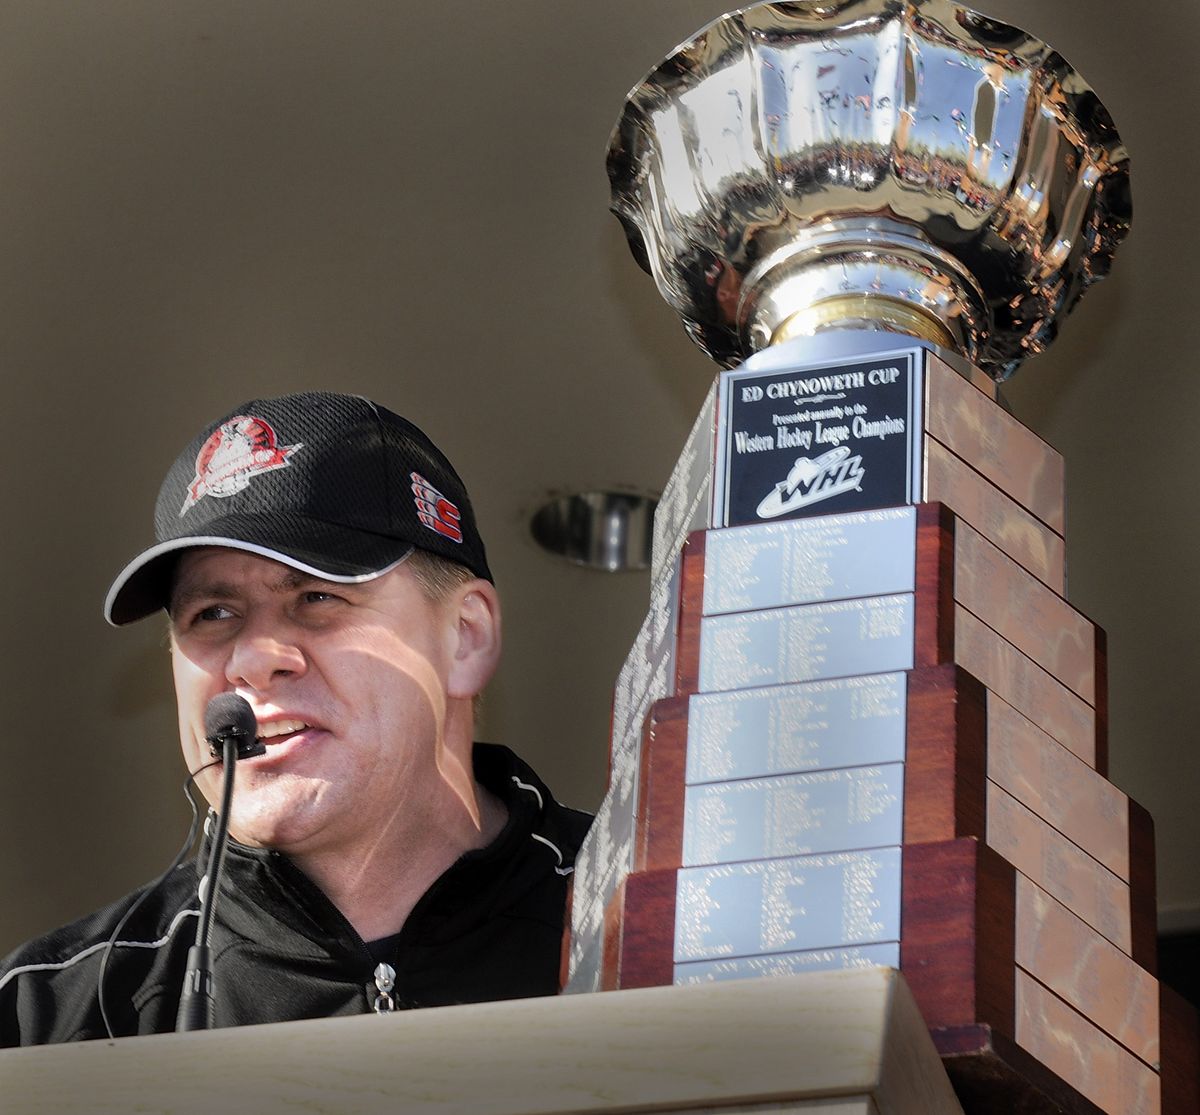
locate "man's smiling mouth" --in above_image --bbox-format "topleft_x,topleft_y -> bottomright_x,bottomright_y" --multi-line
258,719 -> 311,743
249,720 -> 316,753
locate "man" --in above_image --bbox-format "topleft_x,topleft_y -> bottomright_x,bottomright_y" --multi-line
0,391 -> 591,1044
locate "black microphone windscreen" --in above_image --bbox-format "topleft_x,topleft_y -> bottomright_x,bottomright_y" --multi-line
203,693 -> 257,744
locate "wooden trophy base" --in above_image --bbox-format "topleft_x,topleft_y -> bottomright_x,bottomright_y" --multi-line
604,839 -> 1163,1115
565,345 -> 1198,1114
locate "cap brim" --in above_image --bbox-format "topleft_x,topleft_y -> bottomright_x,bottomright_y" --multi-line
104,512 -> 415,625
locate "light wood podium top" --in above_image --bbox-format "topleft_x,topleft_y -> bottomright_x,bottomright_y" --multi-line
0,966 -> 963,1115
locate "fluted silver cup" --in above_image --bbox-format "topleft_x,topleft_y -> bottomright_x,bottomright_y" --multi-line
608,0 -> 1130,380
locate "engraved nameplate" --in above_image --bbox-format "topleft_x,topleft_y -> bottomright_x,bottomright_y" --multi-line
567,787 -> 629,980
987,782 -> 1130,952
572,566 -> 685,977
702,506 -> 916,615
697,595 -> 914,693
611,571 -> 680,765
955,607 -> 1096,767
1015,970 -> 1159,1115
563,934 -> 604,995
954,520 -> 1095,704
571,580 -> 681,981
568,735 -> 646,975
923,436 -> 1064,593
674,847 -> 902,961
686,673 -> 907,785
682,764 -> 905,866
650,380 -> 717,589
987,696 -> 1128,878
924,354 -> 1064,534
673,941 -> 899,985
713,349 -> 923,528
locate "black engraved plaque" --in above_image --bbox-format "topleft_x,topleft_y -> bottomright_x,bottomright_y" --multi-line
713,349 -> 922,528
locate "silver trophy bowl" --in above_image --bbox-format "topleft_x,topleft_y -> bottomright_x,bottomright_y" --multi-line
608,0 -> 1130,380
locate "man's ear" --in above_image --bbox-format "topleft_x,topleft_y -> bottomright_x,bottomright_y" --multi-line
445,580 -> 502,699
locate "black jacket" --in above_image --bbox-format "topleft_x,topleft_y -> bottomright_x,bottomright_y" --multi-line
0,744 -> 591,1046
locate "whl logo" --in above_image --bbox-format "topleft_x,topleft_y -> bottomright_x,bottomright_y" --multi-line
756,446 -> 865,519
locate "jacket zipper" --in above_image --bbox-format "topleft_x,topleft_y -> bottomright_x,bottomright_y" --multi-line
372,963 -> 396,1014
255,851 -> 398,1016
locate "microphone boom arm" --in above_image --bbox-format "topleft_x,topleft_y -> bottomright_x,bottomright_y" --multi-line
175,696 -> 264,1032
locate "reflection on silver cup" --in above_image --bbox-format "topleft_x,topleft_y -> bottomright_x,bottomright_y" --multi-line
608,0 -> 1130,380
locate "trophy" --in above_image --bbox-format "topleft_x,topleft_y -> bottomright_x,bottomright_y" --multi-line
564,2 -> 1198,1113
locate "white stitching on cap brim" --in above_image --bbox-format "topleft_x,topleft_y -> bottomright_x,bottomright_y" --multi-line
104,536 -> 413,624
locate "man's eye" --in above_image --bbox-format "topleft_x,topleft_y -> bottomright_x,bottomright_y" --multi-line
195,604 -> 236,622
301,590 -> 337,605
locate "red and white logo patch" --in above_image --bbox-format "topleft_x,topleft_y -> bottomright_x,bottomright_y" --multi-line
410,472 -> 463,543
180,415 -> 302,516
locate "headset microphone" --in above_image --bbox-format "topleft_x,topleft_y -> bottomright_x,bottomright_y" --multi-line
176,693 -> 263,1031
204,692 -> 266,760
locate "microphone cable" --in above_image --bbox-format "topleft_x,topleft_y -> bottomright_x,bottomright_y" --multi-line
175,693 -> 262,1032
96,756 -> 222,1042
174,739 -> 237,1031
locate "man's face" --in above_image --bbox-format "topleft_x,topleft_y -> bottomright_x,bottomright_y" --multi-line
169,548 -> 461,856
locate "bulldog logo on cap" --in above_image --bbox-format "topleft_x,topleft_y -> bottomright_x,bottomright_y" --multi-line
180,415 -> 303,516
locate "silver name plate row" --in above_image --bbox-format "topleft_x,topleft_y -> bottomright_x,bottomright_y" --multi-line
674,847 -> 902,962
697,593 -> 915,693
674,940 -> 900,985
702,505 -> 916,616
685,672 -> 907,784
681,763 -> 905,867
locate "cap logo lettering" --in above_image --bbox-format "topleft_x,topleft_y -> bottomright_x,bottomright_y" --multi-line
411,472 -> 463,543
180,415 -> 303,516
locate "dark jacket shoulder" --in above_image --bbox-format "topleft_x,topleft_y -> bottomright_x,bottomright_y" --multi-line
0,867 -> 199,1046
1,744 -> 592,1047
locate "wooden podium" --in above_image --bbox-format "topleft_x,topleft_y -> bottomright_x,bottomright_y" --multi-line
0,968 -> 963,1115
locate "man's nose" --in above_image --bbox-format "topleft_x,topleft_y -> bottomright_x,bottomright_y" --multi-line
225,623 -> 306,690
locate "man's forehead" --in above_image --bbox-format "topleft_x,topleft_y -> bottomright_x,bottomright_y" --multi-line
171,548 -> 327,601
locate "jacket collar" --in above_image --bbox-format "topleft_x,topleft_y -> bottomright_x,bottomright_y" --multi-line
196,744 -> 552,957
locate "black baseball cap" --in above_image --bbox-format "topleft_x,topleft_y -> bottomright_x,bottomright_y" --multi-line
104,391 -> 492,625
